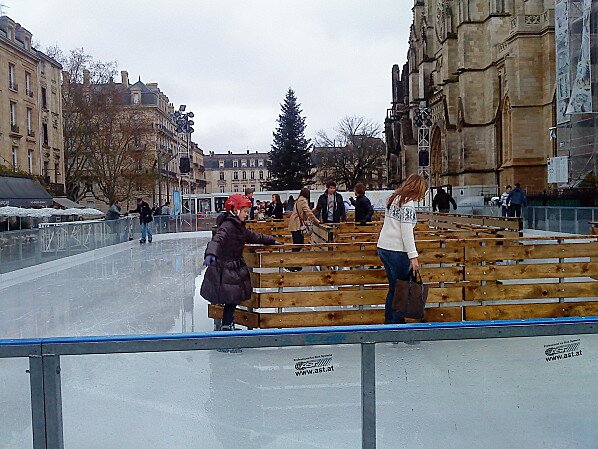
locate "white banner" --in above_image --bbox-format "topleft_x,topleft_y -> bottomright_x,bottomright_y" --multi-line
566,0 -> 593,114
555,0 -> 571,123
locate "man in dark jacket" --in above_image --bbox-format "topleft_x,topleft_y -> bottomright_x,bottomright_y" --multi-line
245,188 -> 256,220
432,188 -> 458,213
506,183 -> 527,218
129,197 -> 153,243
314,181 -> 346,223
350,183 -> 374,224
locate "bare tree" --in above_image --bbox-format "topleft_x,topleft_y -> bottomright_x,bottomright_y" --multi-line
49,47 -> 158,205
315,116 -> 386,190
47,47 -> 118,202
85,84 -> 156,206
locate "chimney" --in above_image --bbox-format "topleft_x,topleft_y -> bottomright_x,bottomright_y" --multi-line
121,70 -> 129,87
83,69 -> 90,86
246,150 -> 249,154
228,151 -> 232,155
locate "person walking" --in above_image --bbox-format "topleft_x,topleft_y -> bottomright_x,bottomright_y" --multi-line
286,195 -> 295,212
507,183 -> 527,218
499,185 -> 512,217
245,188 -> 256,220
288,188 -> 320,272
432,187 -> 457,214
350,183 -> 374,225
161,201 -> 171,216
200,194 -> 277,345
377,174 -> 427,324
266,194 -> 284,220
129,197 -> 153,243
314,181 -> 346,223
106,200 -> 125,220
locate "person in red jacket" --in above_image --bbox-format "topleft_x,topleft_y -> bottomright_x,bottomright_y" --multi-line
200,194 -> 277,344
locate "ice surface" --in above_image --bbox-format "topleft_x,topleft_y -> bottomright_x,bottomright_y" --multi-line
0,232 -> 214,339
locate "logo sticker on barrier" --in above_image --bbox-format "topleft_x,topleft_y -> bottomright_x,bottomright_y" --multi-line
294,353 -> 334,376
544,338 -> 583,362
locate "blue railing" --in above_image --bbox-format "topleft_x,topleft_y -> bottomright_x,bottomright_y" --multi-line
2,317 -> 598,449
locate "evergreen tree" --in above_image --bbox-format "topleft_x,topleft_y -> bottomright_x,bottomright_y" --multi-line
266,88 -> 314,190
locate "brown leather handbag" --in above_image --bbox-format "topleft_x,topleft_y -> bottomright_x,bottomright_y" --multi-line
391,270 -> 428,321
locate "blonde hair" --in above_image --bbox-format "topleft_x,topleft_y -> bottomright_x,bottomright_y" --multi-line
386,174 -> 427,209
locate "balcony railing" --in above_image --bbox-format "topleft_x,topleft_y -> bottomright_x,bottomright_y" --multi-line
10,124 -> 20,134
27,129 -> 35,137
9,82 -> 18,91
26,89 -> 34,97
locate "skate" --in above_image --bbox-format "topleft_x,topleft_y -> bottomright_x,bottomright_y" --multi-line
217,324 -> 242,353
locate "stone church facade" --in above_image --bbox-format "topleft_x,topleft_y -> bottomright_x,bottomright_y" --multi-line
386,0 -> 556,192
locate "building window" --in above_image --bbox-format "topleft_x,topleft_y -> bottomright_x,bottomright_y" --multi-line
54,163 -> 60,182
12,146 -> 18,170
233,171 -> 238,180
242,185 -> 246,191
241,159 -> 247,167
259,170 -> 264,180
258,159 -> 264,167
218,160 -> 224,168
250,159 -> 256,167
233,185 -> 239,193
251,185 -> 255,190
322,157 -> 328,166
28,150 -> 33,173
233,160 -> 238,168
250,171 -> 255,180
219,171 -> 225,180
8,63 -> 16,90
9,102 -> 16,126
43,161 -> 48,178
41,87 -> 48,109
323,171 -> 328,179
242,171 -> 247,180
26,108 -> 33,134
43,123 -> 49,146
25,72 -> 31,96
219,186 -> 225,193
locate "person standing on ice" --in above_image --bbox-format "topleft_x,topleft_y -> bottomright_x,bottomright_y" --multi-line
200,194 -> 277,339
377,174 -> 427,324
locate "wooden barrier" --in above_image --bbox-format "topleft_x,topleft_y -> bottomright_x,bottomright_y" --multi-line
208,211 -> 597,328
209,235 -> 598,328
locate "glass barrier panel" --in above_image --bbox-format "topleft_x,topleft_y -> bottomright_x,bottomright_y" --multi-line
61,344 -> 361,448
0,357 -> 33,449
376,334 -> 598,449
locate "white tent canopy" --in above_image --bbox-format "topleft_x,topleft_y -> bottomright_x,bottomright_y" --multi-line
0,206 -> 104,218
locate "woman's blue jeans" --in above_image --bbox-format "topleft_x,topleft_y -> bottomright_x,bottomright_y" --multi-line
377,248 -> 411,324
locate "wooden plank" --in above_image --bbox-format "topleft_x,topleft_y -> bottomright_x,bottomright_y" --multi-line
255,247 -> 464,268
465,262 -> 598,281
464,301 -> 598,321
257,266 -> 463,288
465,281 -> 598,301
208,304 -> 260,328
256,286 -> 464,308
258,306 -> 463,328
466,242 -> 598,262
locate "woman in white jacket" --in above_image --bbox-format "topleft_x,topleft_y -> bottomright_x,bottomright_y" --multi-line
377,174 -> 428,324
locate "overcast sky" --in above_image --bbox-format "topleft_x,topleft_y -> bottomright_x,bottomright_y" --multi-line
5,0 -> 410,154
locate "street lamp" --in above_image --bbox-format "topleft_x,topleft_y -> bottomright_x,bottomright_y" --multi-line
413,101 -> 433,206
413,101 -> 432,179
171,106 -> 195,214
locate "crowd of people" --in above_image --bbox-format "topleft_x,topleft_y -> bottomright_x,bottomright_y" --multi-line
200,175 -> 428,342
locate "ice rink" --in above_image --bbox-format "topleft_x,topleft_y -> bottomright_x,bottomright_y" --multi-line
1,232 -> 598,449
